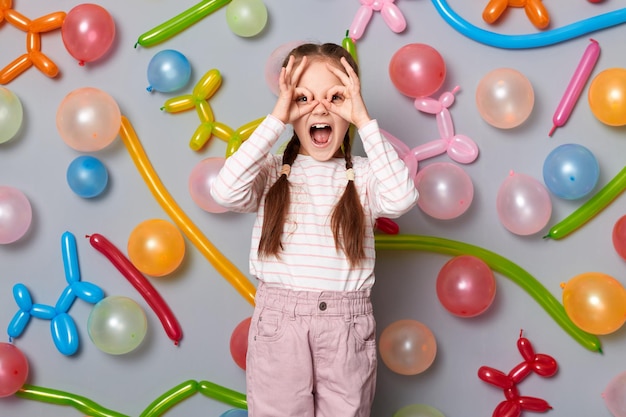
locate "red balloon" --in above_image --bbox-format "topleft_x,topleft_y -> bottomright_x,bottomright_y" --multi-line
230,317 -> 251,370
62,4 -> 116,65
389,43 -> 446,98
0,343 -> 28,397
612,215 -> 626,260
478,366 -> 512,389
436,255 -> 496,317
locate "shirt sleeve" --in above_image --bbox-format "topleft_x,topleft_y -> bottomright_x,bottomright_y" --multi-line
210,115 -> 286,212
358,119 -> 419,218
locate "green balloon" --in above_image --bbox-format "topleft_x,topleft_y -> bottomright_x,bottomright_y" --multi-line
226,0 -> 268,37
0,87 -> 23,144
88,296 -> 148,355
393,404 -> 446,417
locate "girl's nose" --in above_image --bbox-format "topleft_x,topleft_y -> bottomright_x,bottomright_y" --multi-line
312,100 -> 328,115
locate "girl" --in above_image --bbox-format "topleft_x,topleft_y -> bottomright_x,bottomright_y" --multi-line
211,42 -> 418,417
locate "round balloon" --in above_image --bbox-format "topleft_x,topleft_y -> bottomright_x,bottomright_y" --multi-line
226,0 -> 268,37
603,371 -> 626,417
414,162 -> 474,220
189,157 -> 229,213
66,155 -> 109,198
542,143 -> 599,200
612,215 -> 626,261
436,255 -> 496,317
496,171 -> 552,235
562,272 -> 626,335
476,68 -> 534,129
127,219 -> 186,277
56,87 -> 121,152
88,296 -> 147,355
0,87 -> 23,144
389,43 -> 446,98
265,41 -> 305,96
393,403 -> 446,417
62,4 -> 116,64
220,410 -> 248,417
0,343 -> 28,397
588,68 -> 626,126
379,319 -> 437,375
230,317 -> 251,370
0,186 -> 32,244
147,49 -> 191,93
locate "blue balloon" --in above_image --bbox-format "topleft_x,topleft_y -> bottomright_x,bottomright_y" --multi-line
66,155 -> 109,198
146,49 -> 192,92
543,143 -> 599,200
220,410 -> 248,417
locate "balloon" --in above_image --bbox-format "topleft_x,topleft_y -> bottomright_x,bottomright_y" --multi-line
189,157 -> 229,213
0,87 -> 23,143
0,343 -> 28,397
375,234 -> 602,353
436,255 -> 496,317
135,0 -> 231,47
89,233 -> 183,345
545,165 -> 626,240
379,319 -> 437,375
127,219 -> 186,277
66,155 -> 109,198
88,296 -> 148,355
393,404 -> 445,417
476,68 -> 534,129
496,171 -> 552,236
482,0 -> 550,29
62,4 -> 115,65
389,43 -> 446,98
412,86 -> 479,164
603,371 -> 626,417
119,115 -> 256,305
542,143 -> 599,200
562,272 -> 626,335
613,215 -> 626,261
430,0 -> 626,49
197,380 -> 248,409
230,317 -> 251,370
56,87 -> 121,152
342,30 -> 358,65
349,0 -> 407,40
588,68 -> 626,126
265,41 -> 306,96
142,380 -> 198,417
414,162 -> 474,220
0,185 -> 32,244
226,0 -> 268,37
146,50 -> 191,93
549,39 -> 600,136
220,410 -> 248,417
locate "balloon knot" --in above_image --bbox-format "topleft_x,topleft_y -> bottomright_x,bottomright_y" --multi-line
559,282 -> 565,289
78,61 -> 85,67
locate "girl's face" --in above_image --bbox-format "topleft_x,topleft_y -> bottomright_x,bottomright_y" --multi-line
292,59 -> 349,161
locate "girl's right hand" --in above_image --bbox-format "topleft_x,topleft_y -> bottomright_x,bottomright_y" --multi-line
271,55 -> 318,124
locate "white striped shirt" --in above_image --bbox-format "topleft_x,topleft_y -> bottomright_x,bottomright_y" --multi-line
211,115 -> 418,291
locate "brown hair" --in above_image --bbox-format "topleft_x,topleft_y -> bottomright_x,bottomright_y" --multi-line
257,43 -> 366,266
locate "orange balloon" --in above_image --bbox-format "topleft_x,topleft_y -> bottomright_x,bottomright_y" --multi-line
588,68 -> 626,126
379,319 -> 437,375
562,272 -> 626,335
127,219 -> 186,277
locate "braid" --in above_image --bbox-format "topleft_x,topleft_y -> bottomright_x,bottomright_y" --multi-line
331,133 -> 366,266
258,135 -> 301,258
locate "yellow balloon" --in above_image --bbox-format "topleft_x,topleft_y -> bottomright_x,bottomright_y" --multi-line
128,219 -> 185,277
562,272 -> 626,335
588,68 -> 626,126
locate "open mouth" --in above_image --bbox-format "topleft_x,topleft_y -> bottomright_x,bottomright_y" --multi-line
310,124 -> 332,146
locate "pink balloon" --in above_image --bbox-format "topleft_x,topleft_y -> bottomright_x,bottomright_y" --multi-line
0,343 -> 29,397
436,255 -> 496,317
603,370 -> 626,417
612,215 -> 626,261
189,157 -> 229,213
264,40 -> 305,96
476,68 -> 534,129
389,43 -> 446,98
379,319 -> 437,375
56,87 -> 121,152
0,186 -> 32,244
496,171 -> 552,236
62,4 -> 116,65
414,162 -> 473,220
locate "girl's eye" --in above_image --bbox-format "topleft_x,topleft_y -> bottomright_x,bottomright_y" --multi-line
296,96 -> 308,103
331,94 -> 343,102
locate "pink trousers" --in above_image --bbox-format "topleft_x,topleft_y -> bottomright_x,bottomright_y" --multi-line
246,282 -> 377,417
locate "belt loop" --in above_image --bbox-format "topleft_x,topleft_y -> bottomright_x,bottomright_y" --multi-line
288,292 -> 297,320
342,297 -> 351,322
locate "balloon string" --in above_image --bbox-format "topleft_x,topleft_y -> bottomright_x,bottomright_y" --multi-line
375,234 -> 602,353
430,0 -> 626,49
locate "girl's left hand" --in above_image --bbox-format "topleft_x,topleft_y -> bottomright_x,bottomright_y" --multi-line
326,57 -> 371,129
